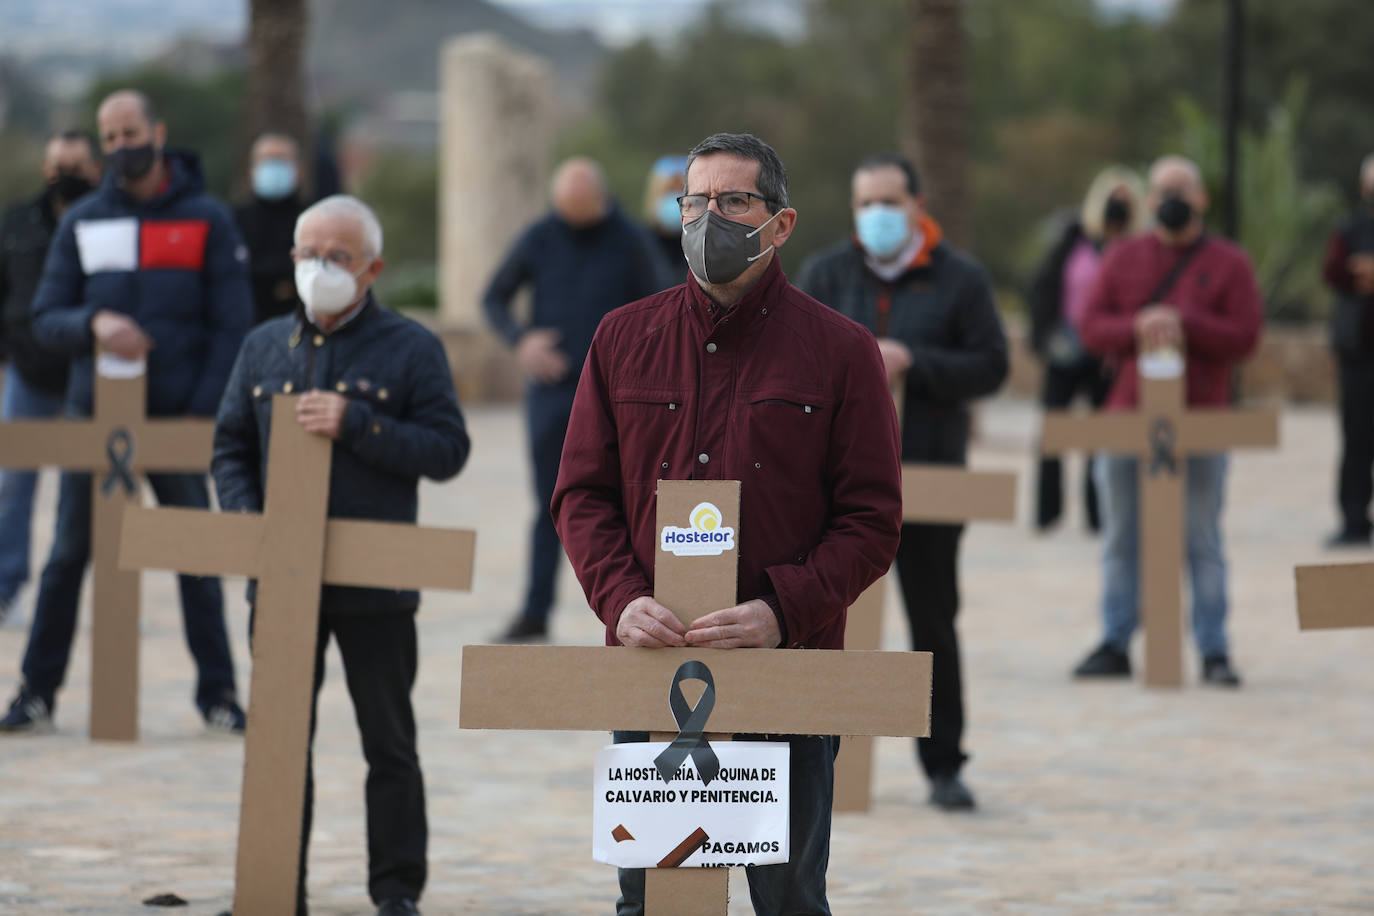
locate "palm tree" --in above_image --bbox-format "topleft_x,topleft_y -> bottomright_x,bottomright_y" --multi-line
904,0 -> 970,248
242,0 -> 310,194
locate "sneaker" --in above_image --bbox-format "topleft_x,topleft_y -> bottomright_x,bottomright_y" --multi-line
1202,655 -> 1242,688
0,688 -> 55,734
203,699 -> 247,735
1073,642 -> 1131,678
928,772 -> 976,811
1324,528 -> 1371,549
376,898 -> 420,916
494,616 -> 548,644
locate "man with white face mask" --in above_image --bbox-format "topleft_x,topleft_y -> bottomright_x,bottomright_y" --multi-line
212,194 -> 470,916
233,132 -> 307,326
798,154 -> 1008,812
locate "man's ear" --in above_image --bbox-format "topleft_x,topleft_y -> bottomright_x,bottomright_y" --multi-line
769,208 -> 798,248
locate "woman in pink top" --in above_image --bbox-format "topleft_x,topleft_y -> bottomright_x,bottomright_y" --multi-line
1027,165 -> 1146,532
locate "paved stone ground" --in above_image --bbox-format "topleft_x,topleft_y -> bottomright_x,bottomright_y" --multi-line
1,398 -> 1371,915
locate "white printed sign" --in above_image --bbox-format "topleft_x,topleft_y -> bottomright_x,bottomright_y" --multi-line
660,501 -> 736,557
592,741 -> 789,868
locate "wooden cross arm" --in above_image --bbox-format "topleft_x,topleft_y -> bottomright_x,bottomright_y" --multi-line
459,646 -> 931,737
1039,410 -> 1144,454
1175,407 -> 1280,452
0,419 -> 213,472
901,465 -> 1017,523
1295,563 -> 1374,630
119,506 -> 476,592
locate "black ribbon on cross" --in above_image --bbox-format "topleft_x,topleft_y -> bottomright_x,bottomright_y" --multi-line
653,660 -> 722,787
100,427 -> 138,497
1148,416 -> 1178,477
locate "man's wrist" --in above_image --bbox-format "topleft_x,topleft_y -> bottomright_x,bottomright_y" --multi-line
760,593 -> 787,648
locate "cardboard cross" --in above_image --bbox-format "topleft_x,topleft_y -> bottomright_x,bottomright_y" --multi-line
0,354 -> 213,741
1040,362 -> 1278,686
117,394 -> 477,916
460,479 -> 932,916
1294,562 -> 1374,631
834,462 -> 1017,813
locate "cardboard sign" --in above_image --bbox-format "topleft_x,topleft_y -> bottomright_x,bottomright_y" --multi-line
654,479 -> 740,623
593,741 -> 789,868
1295,563 -> 1374,630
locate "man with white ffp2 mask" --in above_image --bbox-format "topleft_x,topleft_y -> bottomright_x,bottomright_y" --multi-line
212,193 -> 471,916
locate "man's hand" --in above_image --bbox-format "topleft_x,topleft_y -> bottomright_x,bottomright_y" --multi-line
616,595 -> 688,648
685,599 -> 781,649
90,310 -> 153,360
1133,303 -> 1182,351
516,328 -> 571,384
1349,253 -> 1374,295
296,390 -> 350,439
876,337 -> 913,382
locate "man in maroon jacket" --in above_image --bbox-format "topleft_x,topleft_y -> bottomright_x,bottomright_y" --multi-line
1071,155 -> 1263,688
551,132 -> 902,915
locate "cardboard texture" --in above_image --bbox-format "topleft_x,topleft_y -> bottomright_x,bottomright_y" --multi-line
1039,371 -> 1278,687
0,354 -> 213,740
115,395 -> 477,916
460,479 -> 931,914
1294,563 -> 1374,630
900,466 -> 1018,524
654,479 -> 740,622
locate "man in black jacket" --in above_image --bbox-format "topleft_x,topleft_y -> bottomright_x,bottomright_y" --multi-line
1323,153 -> 1374,547
798,154 -> 1007,811
213,194 -> 469,916
234,132 -> 307,326
0,131 -> 101,623
482,157 -> 664,642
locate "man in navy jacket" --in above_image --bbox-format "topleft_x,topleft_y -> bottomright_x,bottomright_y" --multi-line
483,157 -> 664,642
214,194 -> 469,916
0,90 -> 252,734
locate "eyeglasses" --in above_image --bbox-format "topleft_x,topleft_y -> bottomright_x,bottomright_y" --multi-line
292,247 -> 358,269
677,190 -> 776,219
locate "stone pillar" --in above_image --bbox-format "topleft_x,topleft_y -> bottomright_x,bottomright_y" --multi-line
439,33 -> 555,402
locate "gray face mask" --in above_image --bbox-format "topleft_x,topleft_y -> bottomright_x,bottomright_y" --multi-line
681,208 -> 780,285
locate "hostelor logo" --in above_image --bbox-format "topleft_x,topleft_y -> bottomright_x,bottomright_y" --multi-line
660,501 -> 736,557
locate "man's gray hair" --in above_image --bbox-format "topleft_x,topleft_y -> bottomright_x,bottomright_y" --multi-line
686,133 -> 789,212
294,194 -> 384,258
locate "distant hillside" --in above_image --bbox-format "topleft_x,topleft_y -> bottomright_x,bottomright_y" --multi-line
307,0 -> 606,106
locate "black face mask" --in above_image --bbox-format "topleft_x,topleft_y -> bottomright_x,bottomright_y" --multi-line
1103,197 -> 1131,231
108,143 -> 157,183
50,171 -> 94,203
1155,195 -> 1193,232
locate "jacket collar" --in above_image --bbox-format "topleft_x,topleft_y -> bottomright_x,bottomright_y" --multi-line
291,290 -> 378,344
684,253 -> 785,330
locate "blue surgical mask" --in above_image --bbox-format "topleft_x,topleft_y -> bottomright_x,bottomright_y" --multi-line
252,159 -> 297,201
855,204 -> 910,260
655,191 -> 683,234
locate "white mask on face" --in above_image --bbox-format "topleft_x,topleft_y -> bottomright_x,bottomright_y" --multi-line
295,258 -> 367,315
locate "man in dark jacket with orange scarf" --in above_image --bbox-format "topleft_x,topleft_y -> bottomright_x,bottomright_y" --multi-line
799,154 -> 1009,812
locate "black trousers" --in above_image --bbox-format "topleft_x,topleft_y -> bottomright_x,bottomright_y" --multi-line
251,609 -> 427,913
893,522 -> 967,779
1337,356 -> 1374,536
518,385 -> 576,626
1036,359 -> 1112,530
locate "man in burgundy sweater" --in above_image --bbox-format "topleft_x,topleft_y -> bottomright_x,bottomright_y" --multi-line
1071,155 -> 1263,688
551,132 -> 902,915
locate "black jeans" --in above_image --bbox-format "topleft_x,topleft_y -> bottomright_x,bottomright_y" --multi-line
894,522 -> 967,779
611,731 -> 839,916
1337,356 -> 1374,536
519,384 -> 577,627
251,608 -> 427,913
1035,358 -> 1112,530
